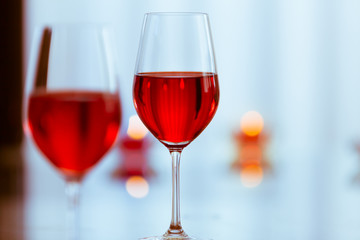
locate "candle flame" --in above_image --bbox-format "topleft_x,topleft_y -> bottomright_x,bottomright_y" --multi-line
241,111 -> 264,137
127,115 -> 148,140
125,176 -> 149,198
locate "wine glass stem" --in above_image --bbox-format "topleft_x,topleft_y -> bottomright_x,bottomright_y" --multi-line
166,150 -> 186,236
65,181 -> 81,240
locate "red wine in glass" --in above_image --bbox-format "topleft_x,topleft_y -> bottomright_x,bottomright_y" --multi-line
28,90 -> 121,180
134,71 -> 219,148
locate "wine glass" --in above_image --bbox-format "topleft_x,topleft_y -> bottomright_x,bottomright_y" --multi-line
133,13 -> 219,239
24,24 -> 121,240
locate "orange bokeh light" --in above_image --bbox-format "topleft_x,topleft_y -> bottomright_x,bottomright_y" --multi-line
240,164 -> 263,188
127,115 -> 148,140
240,111 -> 264,137
125,176 -> 149,198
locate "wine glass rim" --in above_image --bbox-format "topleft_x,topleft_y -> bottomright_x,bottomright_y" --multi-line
34,22 -> 114,31
145,12 -> 209,16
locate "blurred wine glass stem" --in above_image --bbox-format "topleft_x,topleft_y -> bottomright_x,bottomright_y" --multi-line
66,180 -> 81,240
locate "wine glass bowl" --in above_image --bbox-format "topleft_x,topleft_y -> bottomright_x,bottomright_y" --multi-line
133,71 -> 219,149
26,24 -> 121,181
27,90 -> 121,181
133,13 -> 219,239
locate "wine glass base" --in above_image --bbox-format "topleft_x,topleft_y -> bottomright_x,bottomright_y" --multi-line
140,235 -> 210,240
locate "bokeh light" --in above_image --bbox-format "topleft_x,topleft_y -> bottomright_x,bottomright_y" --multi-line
240,111 -> 264,137
125,176 -> 149,198
127,115 -> 148,140
22,120 -> 32,137
240,164 -> 263,188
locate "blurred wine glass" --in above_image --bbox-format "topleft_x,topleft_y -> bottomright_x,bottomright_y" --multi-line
24,24 -> 122,240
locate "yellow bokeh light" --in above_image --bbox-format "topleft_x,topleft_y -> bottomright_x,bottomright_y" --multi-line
240,164 -> 263,188
127,115 -> 148,140
240,111 -> 264,137
125,176 -> 149,198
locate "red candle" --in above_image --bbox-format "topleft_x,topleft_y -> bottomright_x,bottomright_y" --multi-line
115,115 -> 152,178
232,111 -> 271,187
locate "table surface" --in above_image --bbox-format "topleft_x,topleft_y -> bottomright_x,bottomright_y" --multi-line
2,131 -> 360,240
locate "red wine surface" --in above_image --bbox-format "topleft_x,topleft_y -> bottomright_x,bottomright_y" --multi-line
28,91 -> 121,178
133,72 -> 219,148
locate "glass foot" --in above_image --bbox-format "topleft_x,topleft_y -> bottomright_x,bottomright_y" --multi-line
140,227 -> 211,239
140,235 -> 210,240
140,237 -> 197,240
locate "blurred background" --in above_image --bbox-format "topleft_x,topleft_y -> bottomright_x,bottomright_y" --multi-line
2,0 -> 360,239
